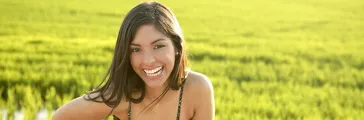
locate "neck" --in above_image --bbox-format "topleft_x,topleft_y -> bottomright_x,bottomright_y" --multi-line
144,83 -> 169,100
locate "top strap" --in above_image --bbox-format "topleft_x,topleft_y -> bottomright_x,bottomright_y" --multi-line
176,77 -> 187,120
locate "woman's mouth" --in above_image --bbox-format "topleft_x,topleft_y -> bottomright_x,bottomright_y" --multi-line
143,66 -> 163,77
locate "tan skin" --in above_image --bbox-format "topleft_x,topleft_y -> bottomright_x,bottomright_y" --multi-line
53,24 -> 214,120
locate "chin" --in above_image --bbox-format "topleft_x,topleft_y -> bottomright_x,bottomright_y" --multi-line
143,79 -> 168,88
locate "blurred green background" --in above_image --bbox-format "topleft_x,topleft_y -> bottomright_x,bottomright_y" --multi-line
0,0 -> 364,119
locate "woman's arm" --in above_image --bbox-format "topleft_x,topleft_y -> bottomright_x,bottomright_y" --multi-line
189,72 -> 215,120
52,93 -> 120,120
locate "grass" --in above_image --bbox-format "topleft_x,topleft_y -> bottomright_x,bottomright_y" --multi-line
0,0 -> 363,119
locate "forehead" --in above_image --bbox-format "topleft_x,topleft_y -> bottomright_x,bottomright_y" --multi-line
132,24 -> 170,44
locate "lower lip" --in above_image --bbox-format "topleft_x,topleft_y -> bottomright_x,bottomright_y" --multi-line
144,68 -> 163,80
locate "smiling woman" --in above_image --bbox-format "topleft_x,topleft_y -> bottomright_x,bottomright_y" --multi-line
52,1 -> 214,120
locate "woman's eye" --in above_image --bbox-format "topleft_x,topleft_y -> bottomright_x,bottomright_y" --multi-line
131,48 -> 140,52
154,45 -> 165,49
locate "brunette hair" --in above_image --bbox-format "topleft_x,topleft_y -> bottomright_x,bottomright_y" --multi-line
84,1 -> 187,117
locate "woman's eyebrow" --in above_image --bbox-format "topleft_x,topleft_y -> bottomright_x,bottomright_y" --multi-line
151,38 -> 166,44
130,43 -> 140,46
130,38 -> 166,46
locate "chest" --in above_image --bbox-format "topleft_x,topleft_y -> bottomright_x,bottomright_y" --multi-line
129,94 -> 191,120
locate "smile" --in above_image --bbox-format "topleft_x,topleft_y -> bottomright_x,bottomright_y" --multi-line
143,66 -> 163,77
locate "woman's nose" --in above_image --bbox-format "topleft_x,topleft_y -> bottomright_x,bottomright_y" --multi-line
142,51 -> 156,65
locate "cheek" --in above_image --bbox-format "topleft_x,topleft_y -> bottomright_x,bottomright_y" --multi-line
156,48 -> 176,65
130,54 -> 140,69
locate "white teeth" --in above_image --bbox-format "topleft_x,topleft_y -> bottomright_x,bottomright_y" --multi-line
143,67 -> 163,77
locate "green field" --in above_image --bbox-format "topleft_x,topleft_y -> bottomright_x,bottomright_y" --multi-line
0,0 -> 364,119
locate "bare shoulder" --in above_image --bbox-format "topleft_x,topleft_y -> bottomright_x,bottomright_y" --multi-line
184,71 -> 214,104
184,71 -> 215,119
185,70 -> 214,92
53,92 -> 129,120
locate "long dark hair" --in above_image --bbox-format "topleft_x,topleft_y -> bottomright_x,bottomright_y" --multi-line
83,1 -> 187,117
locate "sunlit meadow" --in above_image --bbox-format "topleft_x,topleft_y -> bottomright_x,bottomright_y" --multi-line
0,0 -> 363,119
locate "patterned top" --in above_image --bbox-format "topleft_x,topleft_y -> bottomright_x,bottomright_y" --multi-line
111,78 -> 187,120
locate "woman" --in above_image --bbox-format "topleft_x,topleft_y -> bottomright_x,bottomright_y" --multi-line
53,2 -> 214,120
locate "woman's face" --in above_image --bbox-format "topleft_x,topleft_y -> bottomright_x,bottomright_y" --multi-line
130,24 -> 177,88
